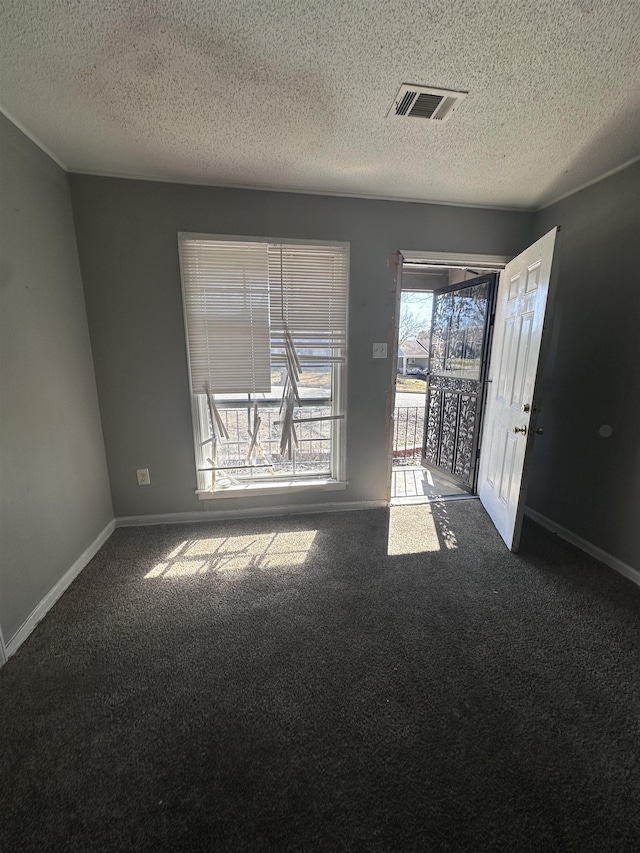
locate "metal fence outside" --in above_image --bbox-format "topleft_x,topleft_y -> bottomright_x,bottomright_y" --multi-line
216,405 -> 332,478
393,407 -> 424,464
211,404 -> 423,476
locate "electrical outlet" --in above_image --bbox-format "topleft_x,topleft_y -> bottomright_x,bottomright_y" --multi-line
136,468 -> 151,486
372,342 -> 388,359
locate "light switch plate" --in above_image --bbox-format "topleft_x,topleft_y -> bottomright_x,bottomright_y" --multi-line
372,342 -> 388,359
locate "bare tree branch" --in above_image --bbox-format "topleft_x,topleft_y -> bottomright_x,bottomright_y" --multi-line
399,292 -> 432,347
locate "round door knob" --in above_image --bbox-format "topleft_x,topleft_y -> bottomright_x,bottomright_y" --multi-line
513,426 -> 527,434
535,427 -> 544,435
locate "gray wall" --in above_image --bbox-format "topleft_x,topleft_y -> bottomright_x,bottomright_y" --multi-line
69,175 -> 534,518
0,115 -> 113,643
529,161 -> 640,570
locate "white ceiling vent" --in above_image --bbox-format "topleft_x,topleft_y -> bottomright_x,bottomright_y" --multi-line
388,84 -> 467,123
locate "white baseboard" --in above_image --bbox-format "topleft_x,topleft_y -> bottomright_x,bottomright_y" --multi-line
4,519 -> 116,660
116,500 -> 388,528
525,507 -> 640,589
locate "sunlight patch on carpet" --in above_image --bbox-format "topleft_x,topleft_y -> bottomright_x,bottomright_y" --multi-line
145,530 -> 317,578
387,504 -> 458,555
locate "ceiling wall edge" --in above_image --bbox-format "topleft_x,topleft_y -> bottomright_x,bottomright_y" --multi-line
67,168 -> 534,213
1,105 -> 636,214
536,154 -> 640,211
0,104 -> 67,171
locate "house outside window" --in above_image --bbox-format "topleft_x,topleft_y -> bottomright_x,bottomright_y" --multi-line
178,235 -> 349,496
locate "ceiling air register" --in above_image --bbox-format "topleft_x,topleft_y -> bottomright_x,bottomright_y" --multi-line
389,84 -> 467,122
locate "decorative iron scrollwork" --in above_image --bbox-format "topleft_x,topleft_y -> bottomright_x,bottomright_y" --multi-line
454,394 -> 477,482
424,389 -> 440,464
424,380 -> 479,484
429,375 -> 479,395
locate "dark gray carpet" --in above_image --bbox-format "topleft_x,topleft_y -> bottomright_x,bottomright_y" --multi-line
1,502 -> 639,852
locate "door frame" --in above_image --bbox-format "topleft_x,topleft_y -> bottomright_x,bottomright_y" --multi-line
386,250 -> 510,503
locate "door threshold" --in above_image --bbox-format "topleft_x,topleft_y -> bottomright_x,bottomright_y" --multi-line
391,494 -> 479,506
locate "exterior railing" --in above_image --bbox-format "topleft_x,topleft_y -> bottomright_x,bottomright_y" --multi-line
213,404 -> 424,474
393,407 -> 425,464
216,405 -> 332,478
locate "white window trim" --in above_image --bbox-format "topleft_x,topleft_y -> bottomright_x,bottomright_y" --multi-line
179,233 -> 350,496
181,232 -> 350,251
196,478 -> 347,500
400,250 -> 509,269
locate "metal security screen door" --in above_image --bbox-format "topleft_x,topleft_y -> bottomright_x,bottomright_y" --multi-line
422,274 -> 496,491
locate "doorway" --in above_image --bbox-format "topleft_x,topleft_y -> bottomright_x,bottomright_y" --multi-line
392,288 -> 432,499
390,260 -> 501,504
388,230 -> 560,553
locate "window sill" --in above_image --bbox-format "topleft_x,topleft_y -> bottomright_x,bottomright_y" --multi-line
196,479 -> 347,500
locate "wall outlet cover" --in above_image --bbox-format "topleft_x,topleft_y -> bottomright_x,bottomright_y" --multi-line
136,468 -> 151,486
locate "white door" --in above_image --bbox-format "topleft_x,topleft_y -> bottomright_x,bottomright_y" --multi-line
478,228 -> 558,551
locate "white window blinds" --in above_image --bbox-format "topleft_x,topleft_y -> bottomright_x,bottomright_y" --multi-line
267,243 -> 349,360
179,236 -> 349,396
179,237 -> 272,394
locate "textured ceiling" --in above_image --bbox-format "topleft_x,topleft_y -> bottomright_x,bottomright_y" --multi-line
1,0 -> 639,209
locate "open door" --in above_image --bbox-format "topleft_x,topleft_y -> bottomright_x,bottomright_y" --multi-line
478,228 -> 559,551
422,274 -> 496,492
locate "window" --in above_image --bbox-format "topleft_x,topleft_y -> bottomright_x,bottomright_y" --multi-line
179,235 -> 349,495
